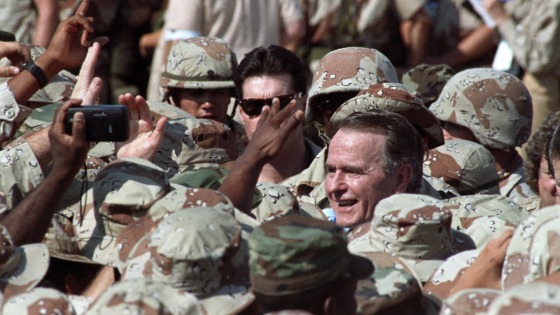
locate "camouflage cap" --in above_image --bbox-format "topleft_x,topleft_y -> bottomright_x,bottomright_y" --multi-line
153,115 -> 237,176
445,194 -> 529,248
0,225 -> 50,302
424,249 -> 479,300
423,139 -> 499,195
306,47 -> 398,125
251,183 -> 300,222
121,207 -> 254,314
430,68 -> 532,150
486,282 -> 560,315
249,215 -> 373,296
440,288 -> 501,315
401,64 -> 455,107
160,36 -> 237,95
330,83 -> 444,149
0,45 -> 76,104
348,194 -> 476,282
84,278 -> 203,315
502,205 -> 560,290
2,288 -> 75,315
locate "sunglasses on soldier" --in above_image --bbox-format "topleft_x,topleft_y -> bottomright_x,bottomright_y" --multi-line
238,93 -> 303,117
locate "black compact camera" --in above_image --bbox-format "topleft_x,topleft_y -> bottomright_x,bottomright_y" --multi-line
64,105 -> 129,142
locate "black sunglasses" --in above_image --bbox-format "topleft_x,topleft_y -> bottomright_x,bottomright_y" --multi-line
238,93 -> 303,117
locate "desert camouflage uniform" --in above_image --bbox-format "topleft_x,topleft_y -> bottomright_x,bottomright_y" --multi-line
121,208 -> 254,315
487,282 -> 560,314
445,194 -> 529,248
439,288 -> 501,315
423,139 -> 499,196
159,36 -> 247,155
249,215 -> 373,297
502,205 -> 560,290
430,68 -> 537,209
84,278 -> 203,315
423,249 -> 479,299
401,63 -> 456,107
2,288 -> 76,315
348,193 -> 476,282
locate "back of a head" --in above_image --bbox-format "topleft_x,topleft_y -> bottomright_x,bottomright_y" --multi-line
234,45 -> 307,98
160,36 -> 237,100
306,47 -> 399,125
337,110 -> 425,193
430,68 -> 532,151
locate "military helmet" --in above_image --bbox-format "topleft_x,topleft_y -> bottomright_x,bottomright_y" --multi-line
160,36 -> 237,95
401,63 -> 455,106
430,68 -> 532,150
305,47 -> 398,125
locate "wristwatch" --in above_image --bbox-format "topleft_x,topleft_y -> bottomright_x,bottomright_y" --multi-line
22,60 -> 48,88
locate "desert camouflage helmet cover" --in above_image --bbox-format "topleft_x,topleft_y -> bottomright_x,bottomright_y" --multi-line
330,82 -> 444,149
430,68 -> 532,150
306,47 -> 398,124
161,36 -> 237,92
2,288 -> 76,315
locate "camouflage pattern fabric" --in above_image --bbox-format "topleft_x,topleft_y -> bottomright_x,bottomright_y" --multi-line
249,215 -> 373,296
439,288 -> 501,315
496,154 -> 538,212
305,47 -> 398,125
14,104 -> 58,138
424,249 -> 479,300
354,252 -> 424,315
0,82 -> 32,147
502,205 -> 560,290
84,278 -> 203,315
2,288 -> 76,315
486,282 -> 560,314
423,139 -> 499,195
430,68 -> 532,151
121,208 -> 254,315
348,193 -> 476,282
330,83 -> 444,149
153,115 -> 237,177
160,36 -> 237,94
401,63 -> 455,107
445,194 -> 529,248
251,183 -> 300,222
0,225 -> 50,303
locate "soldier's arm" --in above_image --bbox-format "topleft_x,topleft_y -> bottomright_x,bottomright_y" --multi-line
219,99 -> 303,215
32,0 -> 60,47
0,100 -> 89,246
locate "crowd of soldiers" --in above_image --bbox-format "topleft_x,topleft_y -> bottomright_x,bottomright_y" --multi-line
1,0 -> 560,314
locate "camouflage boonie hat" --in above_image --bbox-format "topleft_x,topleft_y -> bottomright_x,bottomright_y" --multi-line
0,225 -> 50,302
306,47 -> 398,125
486,282 -> 560,314
74,158 -> 172,265
430,68 -> 532,150
84,279 -> 203,315
251,183 -> 299,222
2,288 -> 76,315
0,45 -> 76,104
348,194 -> 476,282
440,288 -> 501,315
160,36 -> 237,97
445,194 -> 529,248
401,64 -> 455,106
424,249 -> 479,299
502,205 -> 560,290
423,139 -> 499,195
249,215 -> 373,296
153,116 -> 237,177
114,185 -> 235,273
122,208 -> 254,314
330,83 -> 444,149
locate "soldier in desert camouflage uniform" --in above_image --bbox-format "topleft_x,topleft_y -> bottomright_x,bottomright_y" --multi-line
248,215 -> 373,314
2,288 -> 76,315
430,68 -> 537,210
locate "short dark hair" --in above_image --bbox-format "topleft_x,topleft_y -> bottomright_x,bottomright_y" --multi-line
337,110 -> 424,193
234,45 -> 307,98
525,112 -> 560,192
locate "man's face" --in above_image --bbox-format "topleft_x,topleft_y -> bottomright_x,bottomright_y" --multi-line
172,88 -> 231,123
539,157 -> 556,208
326,129 -> 399,228
239,74 -> 300,139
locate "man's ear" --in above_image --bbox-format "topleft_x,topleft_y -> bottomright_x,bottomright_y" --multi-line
394,164 -> 412,193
